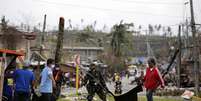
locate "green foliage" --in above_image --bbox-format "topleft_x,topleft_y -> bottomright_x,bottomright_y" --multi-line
99,21 -> 135,72
75,25 -> 107,46
110,22 -> 134,57
76,31 -> 94,43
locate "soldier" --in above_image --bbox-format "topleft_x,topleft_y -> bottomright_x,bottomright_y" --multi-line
82,63 -> 107,101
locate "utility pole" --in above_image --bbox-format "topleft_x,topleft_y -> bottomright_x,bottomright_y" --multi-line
26,26 -> 31,62
189,0 -> 199,96
36,14 -> 46,86
55,17 -> 65,64
38,14 -> 46,57
185,19 -> 189,47
184,19 -> 190,57
177,25 -> 181,88
39,14 -> 46,64
42,14 -> 47,44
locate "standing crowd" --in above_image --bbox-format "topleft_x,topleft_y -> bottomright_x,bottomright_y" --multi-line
3,57 -> 164,101
3,58 -> 61,101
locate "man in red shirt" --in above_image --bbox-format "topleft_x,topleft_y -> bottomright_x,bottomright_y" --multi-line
144,58 -> 165,101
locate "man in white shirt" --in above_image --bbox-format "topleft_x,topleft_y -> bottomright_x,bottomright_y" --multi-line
40,58 -> 56,101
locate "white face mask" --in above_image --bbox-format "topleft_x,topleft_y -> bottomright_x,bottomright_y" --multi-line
55,67 -> 60,70
51,64 -> 55,69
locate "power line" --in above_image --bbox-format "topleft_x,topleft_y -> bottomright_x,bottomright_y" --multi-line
111,0 -> 183,5
35,0 -> 182,18
60,0 -> 183,5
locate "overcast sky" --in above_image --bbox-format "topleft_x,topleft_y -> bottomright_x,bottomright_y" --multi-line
0,0 -> 201,32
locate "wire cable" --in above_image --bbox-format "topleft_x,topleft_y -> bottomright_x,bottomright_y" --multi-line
111,0 -> 183,5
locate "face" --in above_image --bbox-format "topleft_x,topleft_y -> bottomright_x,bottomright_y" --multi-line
148,61 -> 154,68
90,65 -> 95,70
48,63 -> 54,68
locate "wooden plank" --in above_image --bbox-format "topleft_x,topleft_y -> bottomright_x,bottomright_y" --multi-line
0,49 -> 24,56
0,53 -> 7,101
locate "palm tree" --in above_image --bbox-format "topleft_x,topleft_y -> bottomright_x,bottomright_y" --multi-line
138,25 -> 142,35
167,26 -> 172,37
110,21 -> 134,57
148,24 -> 154,35
55,17 -> 65,64
155,24 -> 162,35
68,19 -> 72,30
104,21 -> 134,72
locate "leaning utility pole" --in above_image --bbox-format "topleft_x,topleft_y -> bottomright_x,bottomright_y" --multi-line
55,17 -> 65,64
38,14 -> 46,57
42,14 -> 47,44
189,0 -> 199,96
36,14 -> 47,86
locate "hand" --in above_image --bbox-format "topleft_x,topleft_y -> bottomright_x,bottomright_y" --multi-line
161,84 -> 165,89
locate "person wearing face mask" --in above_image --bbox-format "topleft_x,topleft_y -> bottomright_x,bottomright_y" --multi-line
52,64 -> 63,101
39,58 -> 56,101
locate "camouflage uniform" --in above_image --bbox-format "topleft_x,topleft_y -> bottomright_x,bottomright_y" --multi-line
83,68 -> 107,101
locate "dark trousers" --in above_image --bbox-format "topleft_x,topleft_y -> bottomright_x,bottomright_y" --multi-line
86,85 -> 106,101
14,91 -> 30,101
146,89 -> 154,101
52,83 -> 61,101
40,93 -> 52,101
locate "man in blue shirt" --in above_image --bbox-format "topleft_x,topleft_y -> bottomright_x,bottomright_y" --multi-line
40,58 -> 56,101
13,62 -> 35,101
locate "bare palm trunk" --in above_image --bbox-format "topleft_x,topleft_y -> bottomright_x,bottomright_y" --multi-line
55,17 -> 65,64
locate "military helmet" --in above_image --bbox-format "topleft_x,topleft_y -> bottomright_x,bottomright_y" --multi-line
89,62 -> 97,70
